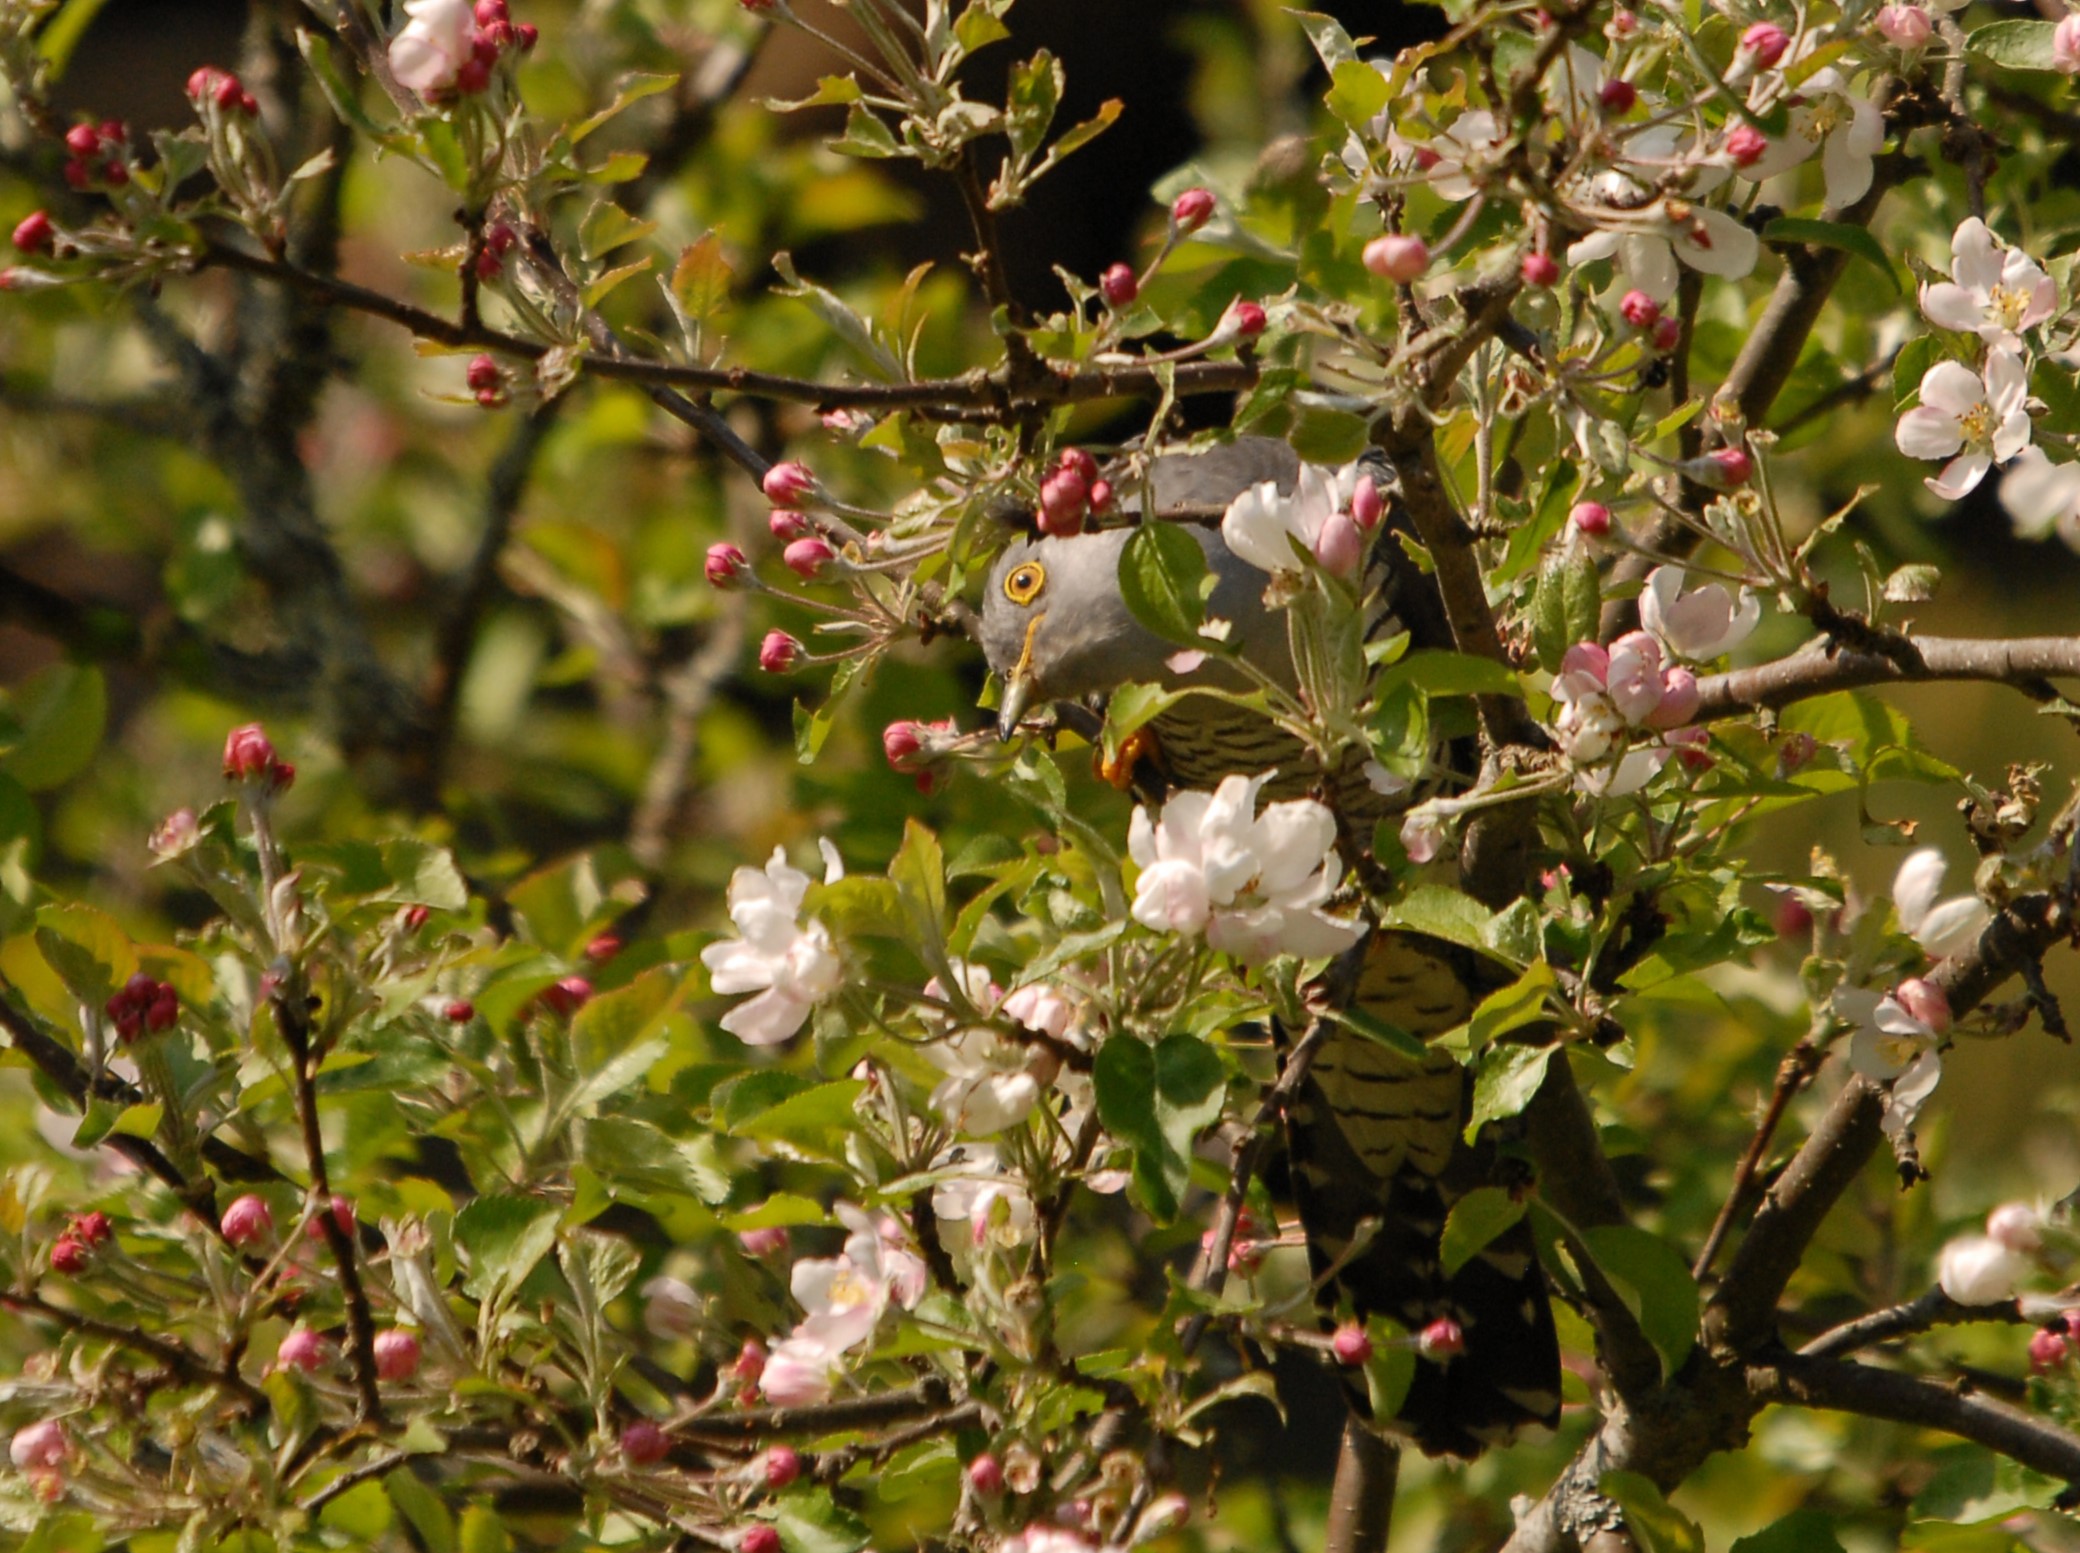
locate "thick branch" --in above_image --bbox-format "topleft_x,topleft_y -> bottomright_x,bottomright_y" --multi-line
1697,634 -> 2080,720
670,1380 -> 955,1441
3,1291 -> 269,1410
1324,1418 -> 1398,1553
1799,1287 -> 2032,1360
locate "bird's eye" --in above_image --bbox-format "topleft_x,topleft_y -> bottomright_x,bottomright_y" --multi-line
1003,562 -> 1046,605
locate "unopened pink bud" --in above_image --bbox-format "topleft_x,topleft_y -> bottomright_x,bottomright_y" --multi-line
1363,234 -> 1430,284
762,1445 -> 801,1489
373,1328 -> 422,1380
1088,478 -> 1114,513
1608,8 -> 1639,34
1647,666 -> 1700,728
705,542 -> 749,588
222,722 -> 279,783
1894,977 -> 1952,1034
740,1527 -> 781,1553
1779,732 -> 1817,772
444,999 -> 475,1023
465,355 -> 502,392
1773,892 -> 1814,938
762,461 -> 815,508
758,631 -> 801,673
1569,501 -> 1611,537
2055,12 -> 2080,70
1619,289 -> 1660,329
1352,474 -> 1384,531
769,508 -> 812,541
9,1421 -> 68,1471
1171,187 -> 1215,233
1740,22 -> 1791,66
541,976 -> 593,1016
1330,1322 -> 1372,1366
621,1419 -> 670,1465
1598,78 -> 1638,113
1418,1317 -> 1466,1359
967,1452 -> 1004,1494
731,1339 -> 768,1387
1650,315 -> 1682,352
71,1212 -> 111,1247
1100,263 -> 1138,307
2030,1327 -> 2070,1371
222,1194 -> 274,1248
783,537 -> 836,579
64,123 -> 99,156
277,1326 -> 327,1373
49,1237 -> 88,1275
1038,468 -> 1089,536
883,721 -> 926,771
1314,511 -> 1364,576
1521,250 -> 1559,286
1223,299 -> 1267,339
738,1226 -> 789,1257
1058,447 -> 1097,486
11,211 -> 52,254
1874,3 -> 1932,46
586,934 -> 623,964
1988,1202 -> 2043,1252
1706,446 -> 1752,485
305,1195 -> 356,1241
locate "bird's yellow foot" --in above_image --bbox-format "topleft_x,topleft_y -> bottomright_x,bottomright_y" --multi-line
1098,728 -> 1158,791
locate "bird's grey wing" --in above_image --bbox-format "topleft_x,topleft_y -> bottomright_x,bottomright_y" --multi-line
1142,437 -> 1300,510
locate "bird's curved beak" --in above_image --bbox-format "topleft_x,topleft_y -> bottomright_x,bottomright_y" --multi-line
996,670 -> 1031,742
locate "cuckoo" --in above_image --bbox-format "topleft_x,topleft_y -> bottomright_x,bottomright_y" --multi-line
976,437 -> 1561,1460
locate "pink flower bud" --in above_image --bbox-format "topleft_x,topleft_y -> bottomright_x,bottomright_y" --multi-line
11,211 -> 52,255
1740,22 -> 1791,67
1705,446 -> 1752,485
742,0 -> 777,10
1352,474 -> 1384,531
474,0 -> 507,22
1647,666 -> 1700,728
1058,447 -> 1098,486
2056,12 -> 2080,71
373,1328 -> 422,1380
1313,511 -> 1364,576
444,998 -> 475,1023
304,1195 -> 356,1242
1171,187 -> 1216,232
762,461 -> 816,508
9,1421 -> 69,1471
465,355 -> 501,392
1724,123 -> 1770,167
222,722 -> 279,783
731,1338 -> 768,1389
738,1226 -> 789,1257
277,1326 -> 326,1374
740,1527 -> 782,1553
1773,892 -> 1814,939
49,1237 -> 88,1275
2029,1326 -> 2070,1371
769,508 -> 812,541
1330,1322 -> 1372,1366
1569,500 -> 1611,537
783,537 -> 836,579
1418,1317 -> 1466,1359
1100,263 -> 1138,307
621,1419 -> 670,1465
541,976 -> 593,1016
1521,250 -> 1560,286
72,1212 -> 111,1247
64,123 -> 99,156
968,1452 -> 1004,1494
705,542 -> 749,589
1619,290 -> 1660,329
1598,78 -> 1638,112
1650,315 -> 1682,352
1779,732 -> 1817,772
1874,3 -> 1932,46
586,934 -> 623,964
454,54 -> 492,93
1038,468 -> 1089,536
514,20 -> 538,46
883,721 -> 926,771
1363,234 -> 1430,284
1088,478 -> 1114,513
762,1445 -> 801,1489
1988,1202 -> 2043,1253
222,1194 -> 274,1248
1223,299 -> 1267,338
1893,977 -> 1952,1034
1608,8 -> 1639,34
758,632 -> 801,673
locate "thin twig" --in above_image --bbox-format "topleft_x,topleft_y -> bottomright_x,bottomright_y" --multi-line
1693,1037 -> 1825,1281
1799,1287 -> 2033,1360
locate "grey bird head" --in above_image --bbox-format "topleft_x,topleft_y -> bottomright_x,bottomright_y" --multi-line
978,439 -> 1310,740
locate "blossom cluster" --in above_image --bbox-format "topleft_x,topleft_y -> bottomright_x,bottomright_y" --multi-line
388,0 -> 538,98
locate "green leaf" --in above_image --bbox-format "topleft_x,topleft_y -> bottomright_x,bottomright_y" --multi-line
771,1488 -> 872,1553
35,903 -> 137,1007
1466,1042 -> 1552,1138
1373,650 -> 1523,700
722,1193 -> 827,1231
458,1504 -> 513,1553
299,29 -> 393,140
1325,60 -> 1390,129
954,3 -> 1013,53
890,818 -> 949,944
1763,218 -> 1899,295
1440,1186 -> 1527,1277
1093,1033 -> 1226,1221
670,233 -> 734,326
731,1079 -> 867,1160
1380,886 -> 1493,954
385,1469 -> 457,1553
806,876 -> 906,940
570,968 -> 681,1075
1290,9 -> 1359,68
1006,51 -> 1064,163
1966,18 -> 2060,69
568,71 -> 678,147
0,664 -> 105,793
1893,333 -> 1944,410
1581,1225 -> 1699,1376
1101,681 -> 1190,766
833,102 -> 901,159
1597,1471 -> 1704,1553
1328,1005 -> 1430,1062
763,75 -> 864,113
1733,1511 -> 1848,1553
1287,406 -> 1370,466
1360,1313 -> 1414,1417
1118,522 -> 1211,647
1531,544 -> 1600,673
454,1195 -> 562,1304
304,838 -> 469,911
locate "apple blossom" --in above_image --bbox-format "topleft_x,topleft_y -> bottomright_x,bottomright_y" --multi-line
924,976 -> 1076,1134
1919,219 -> 2058,349
373,1328 -> 422,1380
2056,13 -> 2080,72
1735,67 -> 1885,208
1876,3 -> 1934,47
1988,1202 -> 2044,1253
2030,1327 -> 2070,1371
1895,349 -> 2032,500
1170,187 -> 1215,232
1220,458 -> 1361,574
930,1143 -> 1038,1249
222,1194 -> 274,1247
699,841 -> 845,1046
389,0 -> 476,94
1126,773 -> 1366,962
9,1421 -> 68,1471
1351,473 -> 1384,530
641,1274 -> 702,1339
1937,1234 -> 2031,1305
1893,848 -> 1992,959
1362,234 -> 1429,283
758,631 -> 801,672
2000,448 -> 2080,547
1639,565 -> 1762,660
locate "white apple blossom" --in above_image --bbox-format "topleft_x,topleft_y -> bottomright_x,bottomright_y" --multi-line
1127,774 -> 1365,962
1220,461 -> 1361,575
921,971 -> 1080,1135
389,0 -> 475,95
1736,68 -> 1886,208
1988,1202 -> 2044,1252
640,1275 -> 702,1340
760,1204 -> 928,1404
929,1144 -> 1037,1252
699,841 -> 845,1047
759,1334 -> 841,1406
1395,109 -> 1508,201
1937,1234 -> 2032,1305
1837,985 -> 1944,1141
1920,219 -> 2058,349
1893,848 -> 1991,959
2001,447 -> 2080,546
1566,197 -> 1761,303
1550,636 -> 1706,794
1639,566 -> 1762,660
2058,13 -> 2080,72
1893,349 -> 2032,500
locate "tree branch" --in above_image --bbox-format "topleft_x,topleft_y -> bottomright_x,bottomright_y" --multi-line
1696,634 -> 2080,721
1324,1417 -> 1398,1553
1799,1287 -> 2033,1360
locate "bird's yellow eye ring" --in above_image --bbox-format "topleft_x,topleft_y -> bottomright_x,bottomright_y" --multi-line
1003,561 -> 1046,605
